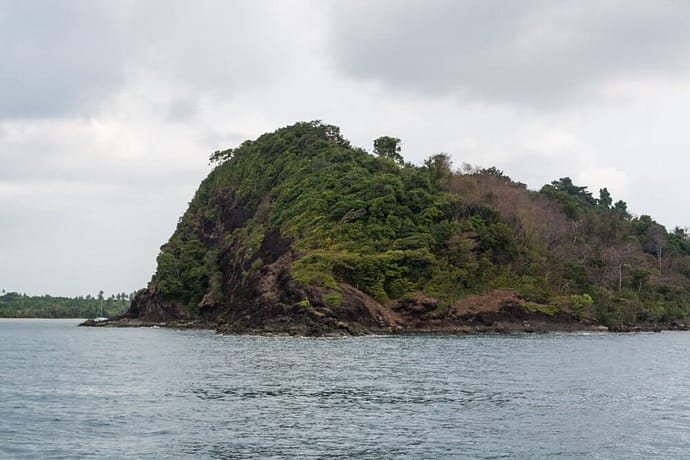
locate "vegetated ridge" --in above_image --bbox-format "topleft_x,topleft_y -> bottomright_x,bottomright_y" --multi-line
90,122 -> 690,335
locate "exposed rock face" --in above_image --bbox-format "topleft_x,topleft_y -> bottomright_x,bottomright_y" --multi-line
194,245 -> 399,336
118,274 -> 598,335
126,289 -> 191,323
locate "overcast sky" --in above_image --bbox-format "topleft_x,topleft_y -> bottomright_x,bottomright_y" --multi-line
3,0 -> 690,296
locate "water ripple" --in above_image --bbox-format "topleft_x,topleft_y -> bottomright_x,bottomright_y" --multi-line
2,321 -> 690,458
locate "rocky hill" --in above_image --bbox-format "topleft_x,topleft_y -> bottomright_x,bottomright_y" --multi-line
101,121 -> 690,335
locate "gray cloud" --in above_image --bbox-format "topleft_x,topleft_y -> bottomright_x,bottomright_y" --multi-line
0,1 -> 128,118
0,179 -> 197,296
0,0 -> 311,119
327,0 -> 690,108
166,97 -> 199,123
129,2 -> 298,94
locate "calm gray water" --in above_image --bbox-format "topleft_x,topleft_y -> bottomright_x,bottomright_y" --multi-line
1,320 -> 690,459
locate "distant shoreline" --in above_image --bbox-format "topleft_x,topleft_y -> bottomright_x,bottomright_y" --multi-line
0,317 -> 87,320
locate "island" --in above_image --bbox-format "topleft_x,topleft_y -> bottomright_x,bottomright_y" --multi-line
84,121 -> 690,335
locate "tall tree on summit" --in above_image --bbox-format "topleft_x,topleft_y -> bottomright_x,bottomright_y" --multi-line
373,136 -> 403,164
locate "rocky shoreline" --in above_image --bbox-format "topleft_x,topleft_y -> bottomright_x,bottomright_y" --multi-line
80,290 -> 690,336
78,318 -> 690,336
79,317 -> 216,330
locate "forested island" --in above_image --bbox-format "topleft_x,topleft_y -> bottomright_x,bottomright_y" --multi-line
1,291 -> 131,319
89,122 -> 690,335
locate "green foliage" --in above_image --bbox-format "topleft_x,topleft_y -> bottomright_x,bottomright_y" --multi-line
570,293 -> 594,308
209,148 -> 233,165
480,166 -> 509,180
540,177 -> 596,218
290,252 -> 339,290
613,200 -> 629,216
373,136 -> 403,164
0,292 -> 131,318
569,293 -> 594,318
424,153 -> 453,189
154,237 -> 209,306
523,302 -> 559,317
598,188 -> 612,209
424,264 -> 469,303
632,215 -> 668,255
668,227 -> 690,256
296,299 -> 312,309
517,276 -> 551,303
330,249 -> 433,301
322,291 -> 343,306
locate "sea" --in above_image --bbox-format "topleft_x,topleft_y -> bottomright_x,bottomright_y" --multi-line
1,319 -> 690,459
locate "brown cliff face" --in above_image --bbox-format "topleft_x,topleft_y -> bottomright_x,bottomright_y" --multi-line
188,231 -> 385,334
126,288 -> 191,323
119,275 -> 596,335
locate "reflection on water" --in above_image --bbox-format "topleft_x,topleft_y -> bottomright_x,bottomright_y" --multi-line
1,320 -> 690,459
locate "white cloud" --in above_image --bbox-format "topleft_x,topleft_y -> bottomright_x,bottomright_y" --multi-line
577,167 -> 630,198
0,181 -> 22,199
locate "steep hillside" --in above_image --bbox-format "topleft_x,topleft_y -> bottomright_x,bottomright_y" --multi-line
111,121 -> 690,334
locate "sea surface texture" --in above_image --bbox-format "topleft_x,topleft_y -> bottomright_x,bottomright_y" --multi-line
1,319 -> 689,459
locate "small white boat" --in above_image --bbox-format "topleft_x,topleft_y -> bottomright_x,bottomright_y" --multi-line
93,299 -> 107,322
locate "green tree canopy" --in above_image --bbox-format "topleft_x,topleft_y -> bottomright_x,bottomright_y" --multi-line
373,136 -> 403,164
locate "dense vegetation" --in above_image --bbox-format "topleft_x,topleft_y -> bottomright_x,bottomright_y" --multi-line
148,121 -> 690,327
0,291 -> 131,318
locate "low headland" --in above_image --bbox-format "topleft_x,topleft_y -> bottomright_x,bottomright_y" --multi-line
84,122 -> 690,336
